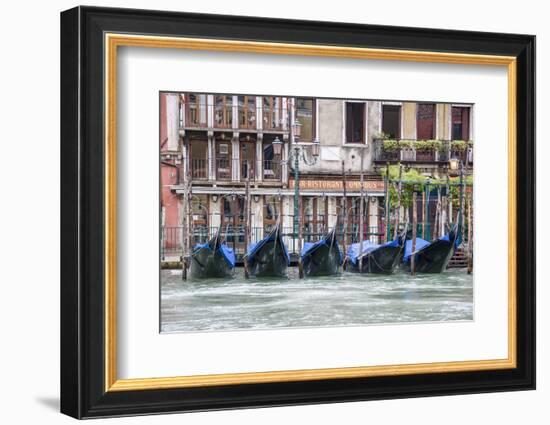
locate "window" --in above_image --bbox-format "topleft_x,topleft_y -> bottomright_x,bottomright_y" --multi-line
263,97 -> 284,130
238,96 -> 256,129
345,102 -> 365,143
215,141 -> 231,180
191,195 -> 208,227
222,197 -> 245,244
185,93 -> 207,127
191,195 -> 209,244
452,106 -> 470,140
263,141 -> 281,180
302,197 -> 326,241
382,104 -> 401,139
296,98 -> 315,142
214,95 -> 232,128
190,140 -> 208,180
416,103 -> 435,139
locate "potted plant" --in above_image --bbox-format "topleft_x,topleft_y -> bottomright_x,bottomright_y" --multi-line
414,139 -> 441,161
382,139 -> 400,152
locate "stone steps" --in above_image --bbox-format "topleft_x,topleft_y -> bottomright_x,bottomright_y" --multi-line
447,247 -> 470,269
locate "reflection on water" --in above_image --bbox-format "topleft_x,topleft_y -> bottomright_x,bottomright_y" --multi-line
161,268 -> 473,333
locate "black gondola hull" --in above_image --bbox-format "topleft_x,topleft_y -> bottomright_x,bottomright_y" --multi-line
248,240 -> 288,278
347,245 -> 403,274
405,240 -> 456,273
302,243 -> 341,277
188,247 -> 233,279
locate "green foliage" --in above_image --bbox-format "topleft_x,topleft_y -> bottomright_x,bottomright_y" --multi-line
382,139 -> 445,153
398,140 -> 414,149
450,140 -> 469,152
379,165 -> 473,210
382,139 -> 400,152
414,139 -> 442,152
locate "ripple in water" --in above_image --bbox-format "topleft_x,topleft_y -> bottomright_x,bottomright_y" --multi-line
160,268 -> 473,333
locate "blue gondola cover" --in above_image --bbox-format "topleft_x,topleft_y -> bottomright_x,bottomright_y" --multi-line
439,233 -> 461,248
247,232 -> 290,265
194,242 -> 236,268
301,239 -> 343,264
403,238 -> 431,262
347,239 -> 399,266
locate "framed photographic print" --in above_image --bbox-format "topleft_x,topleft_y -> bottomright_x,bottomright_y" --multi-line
60,6 -> 535,419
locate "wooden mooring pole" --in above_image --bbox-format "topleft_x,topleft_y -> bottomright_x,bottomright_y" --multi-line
181,174 -> 193,280
446,172 -> 452,232
186,177 -> 193,276
359,151 -> 365,271
384,162 -> 390,242
298,195 -> 304,278
342,160 -> 348,261
422,190 -> 428,239
433,187 -> 441,241
441,196 -> 447,238
244,177 -> 251,279
181,178 -> 188,280
393,164 -> 403,240
411,191 -> 417,276
467,194 -> 473,274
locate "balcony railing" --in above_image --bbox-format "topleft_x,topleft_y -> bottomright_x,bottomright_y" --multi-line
180,98 -> 289,131
183,98 -> 209,128
262,107 -> 286,131
190,158 -> 208,180
187,158 -> 282,182
213,104 -> 233,129
215,158 -> 232,180
373,139 -> 473,165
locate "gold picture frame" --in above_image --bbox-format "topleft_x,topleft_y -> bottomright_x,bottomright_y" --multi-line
105,34 -> 517,392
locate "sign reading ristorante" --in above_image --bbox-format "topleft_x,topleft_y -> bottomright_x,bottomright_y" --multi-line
289,179 -> 385,191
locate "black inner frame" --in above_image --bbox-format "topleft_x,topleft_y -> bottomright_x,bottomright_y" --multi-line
60,6 -> 535,419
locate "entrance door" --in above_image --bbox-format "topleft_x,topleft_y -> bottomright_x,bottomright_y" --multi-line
302,197 -> 327,241
263,196 -> 282,235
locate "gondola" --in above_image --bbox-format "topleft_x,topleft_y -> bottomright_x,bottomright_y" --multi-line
403,224 -> 458,273
245,224 -> 289,277
188,227 -> 235,279
300,227 -> 343,277
345,227 -> 407,274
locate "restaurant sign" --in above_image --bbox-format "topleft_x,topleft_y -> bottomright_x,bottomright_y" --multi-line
289,179 -> 385,192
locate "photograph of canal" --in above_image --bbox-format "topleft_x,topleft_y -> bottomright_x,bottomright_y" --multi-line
160,92 -> 474,333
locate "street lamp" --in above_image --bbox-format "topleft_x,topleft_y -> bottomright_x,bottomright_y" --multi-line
311,138 -> 320,158
272,136 -> 283,156
270,118 -> 321,237
293,119 -> 302,139
449,157 -> 460,171
290,121 -> 320,234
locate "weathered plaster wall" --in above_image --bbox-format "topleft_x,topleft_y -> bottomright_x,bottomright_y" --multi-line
299,99 -> 378,175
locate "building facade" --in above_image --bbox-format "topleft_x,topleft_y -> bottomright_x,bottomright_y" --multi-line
160,92 -> 473,259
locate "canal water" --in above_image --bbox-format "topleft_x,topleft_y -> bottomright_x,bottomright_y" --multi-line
161,269 -> 473,333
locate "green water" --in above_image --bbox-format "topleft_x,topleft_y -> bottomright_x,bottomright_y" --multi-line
160,268 -> 473,333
